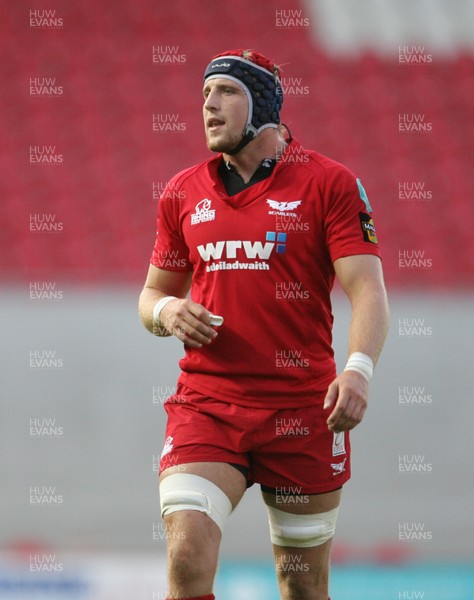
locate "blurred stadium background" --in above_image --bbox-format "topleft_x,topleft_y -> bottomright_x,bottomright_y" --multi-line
1,0 -> 473,598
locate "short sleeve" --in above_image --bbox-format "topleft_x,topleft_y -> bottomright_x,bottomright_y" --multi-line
324,167 -> 381,263
150,179 -> 193,272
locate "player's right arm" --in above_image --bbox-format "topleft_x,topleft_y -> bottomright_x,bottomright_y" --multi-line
138,264 -> 217,349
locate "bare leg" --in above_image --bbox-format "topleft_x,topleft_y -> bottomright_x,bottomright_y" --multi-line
263,488 -> 342,600
160,462 -> 247,599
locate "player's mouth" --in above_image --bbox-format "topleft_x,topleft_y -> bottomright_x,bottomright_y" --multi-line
207,117 -> 225,131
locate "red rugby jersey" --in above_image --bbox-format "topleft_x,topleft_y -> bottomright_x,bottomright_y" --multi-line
151,139 -> 381,409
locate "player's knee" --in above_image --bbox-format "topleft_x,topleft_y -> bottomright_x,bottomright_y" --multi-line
165,511 -> 220,588
280,574 -> 329,600
277,556 -> 329,600
167,538 -> 210,587
267,505 -> 339,548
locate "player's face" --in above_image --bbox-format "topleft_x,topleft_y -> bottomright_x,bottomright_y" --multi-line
202,78 -> 248,153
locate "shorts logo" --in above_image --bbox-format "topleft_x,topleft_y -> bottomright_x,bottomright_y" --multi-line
331,458 -> 346,476
359,213 -> 378,244
332,432 -> 346,456
161,435 -> 174,458
191,198 -> 216,225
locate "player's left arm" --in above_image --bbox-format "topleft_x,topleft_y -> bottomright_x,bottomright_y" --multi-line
324,254 -> 390,432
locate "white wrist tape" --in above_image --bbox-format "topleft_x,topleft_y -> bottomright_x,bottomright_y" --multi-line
152,296 -> 177,325
344,352 -> 374,382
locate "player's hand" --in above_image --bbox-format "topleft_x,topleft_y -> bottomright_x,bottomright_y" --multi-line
159,298 -> 218,349
323,370 -> 368,432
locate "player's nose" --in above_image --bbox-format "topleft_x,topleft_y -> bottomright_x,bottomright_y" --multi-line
203,87 -> 220,111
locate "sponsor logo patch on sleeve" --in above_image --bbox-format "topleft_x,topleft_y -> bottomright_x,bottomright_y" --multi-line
359,212 -> 378,244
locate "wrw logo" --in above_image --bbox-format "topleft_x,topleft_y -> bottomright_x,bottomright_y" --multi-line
197,232 -> 287,261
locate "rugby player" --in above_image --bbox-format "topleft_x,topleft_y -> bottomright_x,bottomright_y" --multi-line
139,49 -> 389,600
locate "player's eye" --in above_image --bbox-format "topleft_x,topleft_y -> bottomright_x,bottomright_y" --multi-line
223,87 -> 235,95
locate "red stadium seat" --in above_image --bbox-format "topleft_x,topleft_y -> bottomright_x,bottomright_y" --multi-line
2,0 -> 472,289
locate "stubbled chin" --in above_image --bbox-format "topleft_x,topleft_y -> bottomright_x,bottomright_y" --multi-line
206,133 -> 226,152
207,141 -> 225,153
206,130 -> 239,151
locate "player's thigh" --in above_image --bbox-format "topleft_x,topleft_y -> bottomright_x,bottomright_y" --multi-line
261,487 -> 341,551
262,488 -> 341,585
160,460 -> 247,509
262,488 -> 342,562
160,462 -> 247,573
262,486 -> 341,514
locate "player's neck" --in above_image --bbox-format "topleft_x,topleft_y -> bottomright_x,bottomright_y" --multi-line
222,129 -> 287,184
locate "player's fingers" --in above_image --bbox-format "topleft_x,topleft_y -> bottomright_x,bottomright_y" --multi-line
182,331 -> 205,349
340,397 -> 359,423
180,312 -> 217,343
186,301 -> 213,324
343,386 -> 367,422
170,323 -> 206,349
337,410 -> 357,432
180,300 -> 219,334
170,320 -> 214,347
328,413 -> 350,432
329,413 -> 355,432
166,301 -> 217,344
328,388 -> 363,431
350,399 -> 367,425
327,395 -> 349,430
331,395 -> 368,432
323,380 -> 339,410
328,369 -> 369,431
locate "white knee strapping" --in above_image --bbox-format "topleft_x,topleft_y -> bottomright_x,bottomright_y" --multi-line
267,505 -> 340,548
159,473 -> 232,533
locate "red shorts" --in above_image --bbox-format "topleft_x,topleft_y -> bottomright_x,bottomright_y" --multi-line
159,383 -> 351,494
